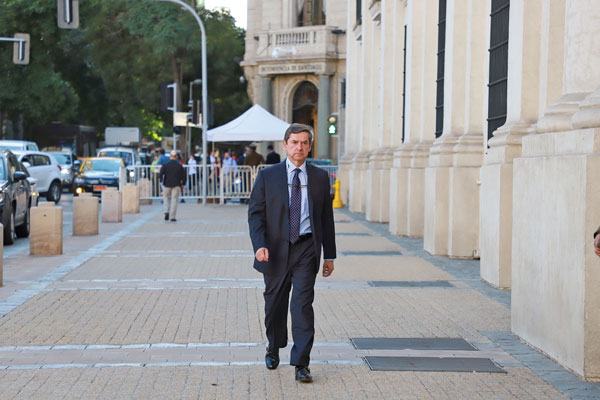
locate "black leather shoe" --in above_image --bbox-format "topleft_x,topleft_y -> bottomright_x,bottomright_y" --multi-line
164,213 -> 169,221
170,218 -> 177,222
295,366 -> 312,383
265,348 -> 279,370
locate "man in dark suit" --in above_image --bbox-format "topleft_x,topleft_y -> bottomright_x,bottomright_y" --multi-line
265,144 -> 281,164
248,123 -> 336,383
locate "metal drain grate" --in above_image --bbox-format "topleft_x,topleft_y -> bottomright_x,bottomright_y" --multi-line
351,338 -> 477,351
341,251 -> 403,256
369,280 -> 453,288
365,356 -> 505,373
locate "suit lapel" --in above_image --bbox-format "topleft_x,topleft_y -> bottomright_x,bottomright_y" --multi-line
277,162 -> 290,236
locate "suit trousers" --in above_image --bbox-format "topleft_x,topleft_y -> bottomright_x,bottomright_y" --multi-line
263,234 -> 317,367
163,186 -> 181,218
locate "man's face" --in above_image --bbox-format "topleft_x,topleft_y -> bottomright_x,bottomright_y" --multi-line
283,131 -> 311,166
224,152 -> 230,159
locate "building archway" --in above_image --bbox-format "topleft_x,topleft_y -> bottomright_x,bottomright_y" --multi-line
292,81 -> 318,157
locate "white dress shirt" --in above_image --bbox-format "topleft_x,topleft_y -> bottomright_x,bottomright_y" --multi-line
286,158 -> 311,235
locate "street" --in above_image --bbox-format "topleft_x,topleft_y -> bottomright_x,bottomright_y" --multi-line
0,201 -> 597,399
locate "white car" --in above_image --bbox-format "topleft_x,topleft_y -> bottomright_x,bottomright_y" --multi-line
14,151 -> 63,203
0,140 -> 39,152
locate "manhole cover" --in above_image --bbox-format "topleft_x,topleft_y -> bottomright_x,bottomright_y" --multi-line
365,356 -> 505,373
369,280 -> 453,288
351,338 -> 477,351
342,251 -> 403,256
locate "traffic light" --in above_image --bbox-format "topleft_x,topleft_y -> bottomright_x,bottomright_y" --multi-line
328,113 -> 338,135
188,100 -> 201,125
12,33 -> 29,65
160,82 -> 177,112
57,0 -> 79,29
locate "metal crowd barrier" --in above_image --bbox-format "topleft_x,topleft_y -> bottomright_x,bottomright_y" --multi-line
127,163 -> 338,203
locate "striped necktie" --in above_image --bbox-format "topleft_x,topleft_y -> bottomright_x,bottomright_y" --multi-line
289,168 -> 301,244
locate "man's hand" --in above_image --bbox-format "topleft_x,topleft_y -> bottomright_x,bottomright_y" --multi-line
594,234 -> 600,257
322,260 -> 334,277
256,247 -> 269,262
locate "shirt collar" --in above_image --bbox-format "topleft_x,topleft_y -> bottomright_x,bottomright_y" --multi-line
286,158 -> 307,175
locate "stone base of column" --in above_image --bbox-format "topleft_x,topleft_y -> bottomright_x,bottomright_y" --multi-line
388,142 -> 431,237
338,153 -> 355,206
366,148 -> 393,223
425,134 -> 484,258
512,127 -> 600,380
480,123 -> 532,289
349,151 -> 371,213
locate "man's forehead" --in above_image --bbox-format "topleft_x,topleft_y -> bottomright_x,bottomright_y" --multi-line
287,131 -> 310,141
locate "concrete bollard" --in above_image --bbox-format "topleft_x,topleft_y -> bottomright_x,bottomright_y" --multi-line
101,189 -> 122,223
30,203 -> 63,256
73,194 -> 99,235
137,178 -> 152,205
123,183 -> 140,214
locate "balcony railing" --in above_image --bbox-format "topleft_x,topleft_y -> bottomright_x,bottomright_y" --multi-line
256,26 -> 343,60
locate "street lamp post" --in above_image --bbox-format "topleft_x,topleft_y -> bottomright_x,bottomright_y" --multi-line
154,0 -> 208,205
188,78 -> 202,159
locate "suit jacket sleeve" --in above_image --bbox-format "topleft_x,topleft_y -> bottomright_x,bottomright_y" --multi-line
248,170 -> 267,252
159,164 -> 165,184
321,174 -> 336,260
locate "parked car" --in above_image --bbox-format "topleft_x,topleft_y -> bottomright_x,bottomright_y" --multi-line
0,140 -> 39,152
14,151 -> 63,203
73,157 -> 125,197
0,150 -> 33,244
47,150 -> 79,191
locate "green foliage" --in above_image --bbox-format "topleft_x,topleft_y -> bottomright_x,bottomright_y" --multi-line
0,0 -> 249,141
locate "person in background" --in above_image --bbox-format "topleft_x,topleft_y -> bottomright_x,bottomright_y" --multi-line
160,150 -> 186,222
188,154 -> 198,196
266,144 -> 281,164
222,151 -> 238,196
157,148 -> 170,166
243,145 -> 265,167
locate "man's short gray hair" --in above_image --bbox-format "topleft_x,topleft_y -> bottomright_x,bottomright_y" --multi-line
284,123 -> 314,143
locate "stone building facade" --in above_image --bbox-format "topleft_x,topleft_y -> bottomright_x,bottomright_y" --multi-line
340,0 -> 600,381
242,0 -> 347,160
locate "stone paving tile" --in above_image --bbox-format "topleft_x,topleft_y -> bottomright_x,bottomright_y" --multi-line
0,287 -> 509,346
0,365 -> 567,399
325,256 -> 455,281
333,222 -> 374,234
63,256 -> 259,280
336,236 -> 405,253
107,236 -> 254,252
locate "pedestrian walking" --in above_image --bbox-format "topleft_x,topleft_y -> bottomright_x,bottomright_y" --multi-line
266,144 -> 281,164
248,123 -> 336,383
160,150 -> 186,222
157,148 -> 170,166
243,145 -> 265,167
222,151 -> 238,195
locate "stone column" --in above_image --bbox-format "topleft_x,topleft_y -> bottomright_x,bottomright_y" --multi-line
389,0 -> 438,237
479,0 -> 544,288
317,74 -> 331,159
423,0 -> 487,257
366,0 -> 394,223
511,0 -> 600,380
260,76 -> 273,112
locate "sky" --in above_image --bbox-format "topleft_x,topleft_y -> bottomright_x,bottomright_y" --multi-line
205,0 -> 247,29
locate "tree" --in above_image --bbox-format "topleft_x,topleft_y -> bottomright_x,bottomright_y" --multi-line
0,0 -> 250,145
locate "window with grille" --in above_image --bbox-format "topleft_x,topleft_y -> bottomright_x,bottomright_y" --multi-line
297,0 -> 326,26
402,24 -> 407,143
435,0 -> 447,138
487,0 -> 510,139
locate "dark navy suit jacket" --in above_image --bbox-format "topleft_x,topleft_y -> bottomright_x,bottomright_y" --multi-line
248,161 -> 336,275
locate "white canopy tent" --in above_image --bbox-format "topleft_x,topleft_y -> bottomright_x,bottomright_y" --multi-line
207,104 -> 290,142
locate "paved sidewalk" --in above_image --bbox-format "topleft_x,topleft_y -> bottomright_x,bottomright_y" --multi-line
0,202 -> 598,399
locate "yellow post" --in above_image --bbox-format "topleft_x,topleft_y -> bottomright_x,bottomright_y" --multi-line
332,179 -> 343,208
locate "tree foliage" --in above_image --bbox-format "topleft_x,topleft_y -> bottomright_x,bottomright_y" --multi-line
0,0 -> 249,142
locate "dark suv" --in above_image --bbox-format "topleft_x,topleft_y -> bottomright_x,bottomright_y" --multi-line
0,150 -> 33,244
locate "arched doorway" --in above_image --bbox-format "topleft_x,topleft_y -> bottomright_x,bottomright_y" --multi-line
292,81 -> 318,157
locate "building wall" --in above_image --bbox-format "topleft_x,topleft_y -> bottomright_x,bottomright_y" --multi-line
342,0 -> 600,380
